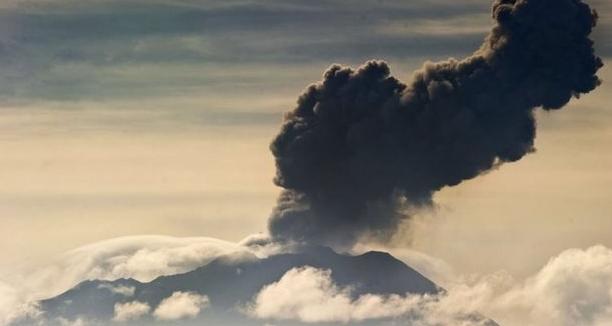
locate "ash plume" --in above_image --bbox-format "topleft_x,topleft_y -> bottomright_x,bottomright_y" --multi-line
268,0 -> 603,246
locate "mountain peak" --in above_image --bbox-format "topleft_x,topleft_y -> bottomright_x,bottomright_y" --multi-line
35,248 -> 443,325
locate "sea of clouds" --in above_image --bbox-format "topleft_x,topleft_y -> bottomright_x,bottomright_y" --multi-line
2,236 -> 612,326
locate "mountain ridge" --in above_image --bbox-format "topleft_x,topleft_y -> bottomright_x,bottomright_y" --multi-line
22,247 -> 496,325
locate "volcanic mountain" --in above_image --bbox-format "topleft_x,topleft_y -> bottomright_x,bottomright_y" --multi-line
16,246 -> 499,326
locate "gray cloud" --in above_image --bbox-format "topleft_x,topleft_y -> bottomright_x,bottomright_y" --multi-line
591,0 -> 612,55
0,0 -> 494,102
0,0 -> 608,109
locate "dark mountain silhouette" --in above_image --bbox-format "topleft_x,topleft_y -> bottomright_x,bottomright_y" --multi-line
25,247 -> 496,325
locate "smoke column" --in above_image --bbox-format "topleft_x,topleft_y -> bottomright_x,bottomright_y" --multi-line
268,0 -> 603,246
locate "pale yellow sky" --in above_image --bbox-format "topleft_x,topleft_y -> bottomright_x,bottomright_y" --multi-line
0,0 -> 610,286
0,62 -> 610,281
0,126 -> 277,270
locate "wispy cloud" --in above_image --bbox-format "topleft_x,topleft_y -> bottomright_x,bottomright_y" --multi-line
98,283 -> 135,297
0,0 -> 494,102
0,234 -> 293,325
0,235 -> 248,325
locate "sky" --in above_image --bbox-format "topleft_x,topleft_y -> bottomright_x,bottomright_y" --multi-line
0,0 -> 611,289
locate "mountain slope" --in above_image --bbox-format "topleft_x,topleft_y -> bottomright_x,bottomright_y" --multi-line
27,247 -> 494,325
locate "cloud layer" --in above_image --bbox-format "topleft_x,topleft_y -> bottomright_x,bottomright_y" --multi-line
50,235 -> 248,283
0,0 -> 493,102
3,235 -> 612,326
489,245 -> 612,325
248,266 -> 429,323
248,266 -> 491,325
0,235 -> 248,326
249,245 -> 612,326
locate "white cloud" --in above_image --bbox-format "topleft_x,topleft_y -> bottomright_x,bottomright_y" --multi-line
4,234 -> 612,326
60,235 -> 248,282
249,246 -> 612,326
0,235 -> 248,326
98,284 -> 135,297
248,266 -> 434,323
0,281 -> 41,326
475,245 -> 612,326
153,291 -> 210,321
248,266 -> 499,325
409,246 -> 612,326
239,233 -> 292,258
112,301 -> 151,322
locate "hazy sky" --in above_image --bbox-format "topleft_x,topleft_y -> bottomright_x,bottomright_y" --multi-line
1,0 -> 611,281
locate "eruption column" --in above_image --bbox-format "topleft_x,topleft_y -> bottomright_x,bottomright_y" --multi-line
269,0 -> 603,246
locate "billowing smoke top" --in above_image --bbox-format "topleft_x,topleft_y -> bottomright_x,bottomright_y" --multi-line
269,0 -> 603,246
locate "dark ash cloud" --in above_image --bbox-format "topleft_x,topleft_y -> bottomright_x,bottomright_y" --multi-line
268,0 -> 603,246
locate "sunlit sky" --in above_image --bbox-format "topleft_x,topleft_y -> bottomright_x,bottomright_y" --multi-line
1,0 -> 611,281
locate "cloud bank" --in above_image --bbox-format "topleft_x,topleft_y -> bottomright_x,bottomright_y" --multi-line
249,245 -> 612,326
488,245 -> 612,325
248,266 -> 430,323
248,266 -> 491,325
0,235 -> 249,326
3,236 -> 612,326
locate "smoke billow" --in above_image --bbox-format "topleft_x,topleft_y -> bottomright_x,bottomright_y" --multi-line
268,0 -> 603,246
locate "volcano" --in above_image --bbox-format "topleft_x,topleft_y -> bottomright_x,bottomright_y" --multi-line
20,247 -> 497,325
